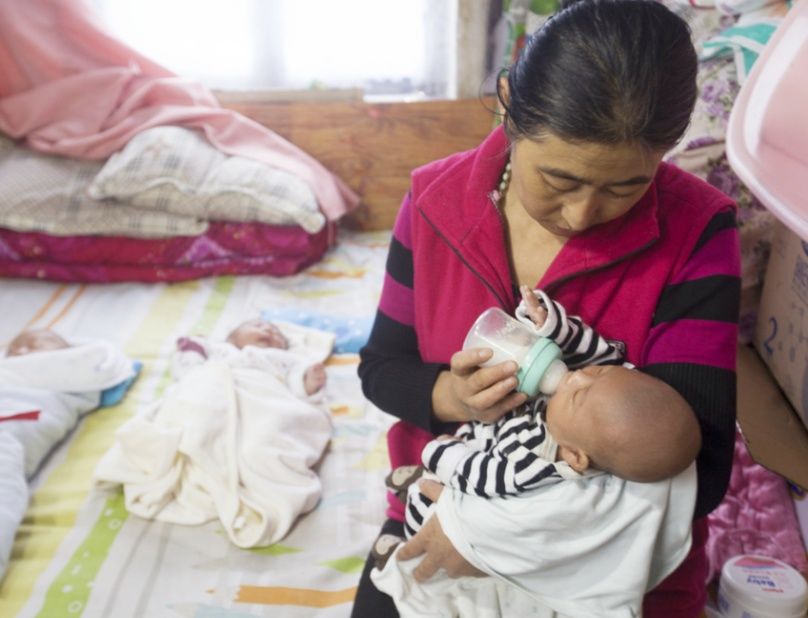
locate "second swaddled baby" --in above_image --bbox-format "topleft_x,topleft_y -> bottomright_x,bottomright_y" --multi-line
95,317 -> 335,548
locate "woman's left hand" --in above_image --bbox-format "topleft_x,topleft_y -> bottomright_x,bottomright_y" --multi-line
395,480 -> 486,582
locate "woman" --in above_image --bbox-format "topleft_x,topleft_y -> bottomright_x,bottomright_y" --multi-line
353,0 -> 740,615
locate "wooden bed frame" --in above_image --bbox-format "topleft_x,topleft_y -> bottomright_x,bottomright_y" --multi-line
226,96 -> 499,231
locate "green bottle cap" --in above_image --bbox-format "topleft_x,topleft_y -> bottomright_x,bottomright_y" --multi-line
516,337 -> 563,397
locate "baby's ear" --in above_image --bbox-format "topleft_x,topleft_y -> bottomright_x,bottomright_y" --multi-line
559,446 -> 589,473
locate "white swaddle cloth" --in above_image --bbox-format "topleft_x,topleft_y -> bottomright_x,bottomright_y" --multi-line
373,464 -> 697,618
0,433 -> 27,580
0,340 -> 135,393
94,322 -> 336,548
0,340 -> 135,580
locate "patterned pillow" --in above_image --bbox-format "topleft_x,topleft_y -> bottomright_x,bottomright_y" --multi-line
88,126 -> 326,233
0,137 -> 207,238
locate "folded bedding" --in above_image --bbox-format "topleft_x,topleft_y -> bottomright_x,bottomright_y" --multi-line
87,126 -> 327,234
0,126 -> 335,282
0,221 -> 333,283
0,0 -> 358,222
0,0 -> 359,284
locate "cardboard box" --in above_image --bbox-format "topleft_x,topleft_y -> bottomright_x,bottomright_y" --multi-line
737,343 -> 808,490
753,221 -> 808,429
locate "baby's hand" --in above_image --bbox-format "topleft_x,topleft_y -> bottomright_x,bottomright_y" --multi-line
303,363 -> 327,395
520,284 -> 547,328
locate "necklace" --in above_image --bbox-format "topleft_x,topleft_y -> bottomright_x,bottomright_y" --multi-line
497,161 -> 512,209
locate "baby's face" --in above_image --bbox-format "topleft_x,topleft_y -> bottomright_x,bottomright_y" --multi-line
545,365 -> 623,449
227,319 -> 289,350
6,329 -> 70,357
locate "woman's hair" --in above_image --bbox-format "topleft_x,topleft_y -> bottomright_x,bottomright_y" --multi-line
498,0 -> 697,151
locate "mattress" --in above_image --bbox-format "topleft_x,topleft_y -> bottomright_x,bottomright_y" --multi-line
0,229 -> 394,618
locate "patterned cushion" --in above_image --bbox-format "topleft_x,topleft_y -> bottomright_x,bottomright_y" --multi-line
88,126 -> 326,233
0,137 -> 207,238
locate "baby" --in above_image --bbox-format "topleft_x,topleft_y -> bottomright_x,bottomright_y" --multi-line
226,318 -> 327,395
95,316 -> 335,549
5,328 -> 70,357
374,286 -> 700,562
0,327 -> 137,477
176,317 -> 327,396
0,328 -> 135,579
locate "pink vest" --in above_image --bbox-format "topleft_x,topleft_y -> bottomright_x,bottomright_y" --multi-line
386,126 -> 735,521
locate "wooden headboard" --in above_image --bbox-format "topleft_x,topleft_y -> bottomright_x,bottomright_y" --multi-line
225,96 -> 498,231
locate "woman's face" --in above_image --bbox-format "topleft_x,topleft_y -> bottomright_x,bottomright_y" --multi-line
509,133 -> 665,238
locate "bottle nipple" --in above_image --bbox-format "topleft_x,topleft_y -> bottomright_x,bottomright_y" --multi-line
538,359 -> 568,395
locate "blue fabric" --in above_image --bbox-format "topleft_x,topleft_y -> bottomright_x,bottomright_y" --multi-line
99,360 -> 142,407
260,309 -> 372,354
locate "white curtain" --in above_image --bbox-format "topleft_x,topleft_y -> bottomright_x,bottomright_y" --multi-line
90,0 -> 495,100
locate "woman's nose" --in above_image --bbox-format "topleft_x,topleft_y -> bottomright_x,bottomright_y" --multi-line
563,192 -> 601,231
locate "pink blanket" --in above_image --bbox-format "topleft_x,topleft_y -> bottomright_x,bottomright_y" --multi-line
706,428 -> 808,582
0,0 -> 358,222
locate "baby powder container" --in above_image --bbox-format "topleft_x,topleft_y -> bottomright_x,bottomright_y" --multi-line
717,555 -> 808,617
463,307 -> 567,397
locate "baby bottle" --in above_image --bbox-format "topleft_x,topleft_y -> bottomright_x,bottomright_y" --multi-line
463,307 -> 568,397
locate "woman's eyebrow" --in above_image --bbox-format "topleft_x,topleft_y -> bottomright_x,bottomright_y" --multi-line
538,166 -> 651,186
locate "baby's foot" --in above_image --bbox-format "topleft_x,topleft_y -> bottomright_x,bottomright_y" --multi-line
385,465 -> 424,502
371,533 -> 403,570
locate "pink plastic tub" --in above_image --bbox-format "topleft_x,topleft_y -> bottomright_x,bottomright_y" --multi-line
726,3 -> 808,241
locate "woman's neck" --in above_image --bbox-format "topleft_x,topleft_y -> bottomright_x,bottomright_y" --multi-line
500,184 -> 566,289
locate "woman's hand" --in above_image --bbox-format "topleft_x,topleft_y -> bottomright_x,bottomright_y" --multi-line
396,480 -> 486,581
433,347 -> 527,424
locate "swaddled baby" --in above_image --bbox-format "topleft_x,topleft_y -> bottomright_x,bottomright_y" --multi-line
0,328 -> 136,579
95,317 -> 336,548
173,318 -> 328,398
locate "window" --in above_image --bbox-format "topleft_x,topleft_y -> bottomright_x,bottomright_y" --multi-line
90,0 -> 494,100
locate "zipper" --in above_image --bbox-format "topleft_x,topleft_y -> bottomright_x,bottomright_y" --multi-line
421,196 -> 659,307
419,205 -> 510,309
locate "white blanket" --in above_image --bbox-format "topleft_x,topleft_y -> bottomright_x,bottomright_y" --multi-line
0,433 -> 27,580
0,340 -> 135,393
0,341 -> 135,581
94,326 -> 335,548
372,464 -> 697,618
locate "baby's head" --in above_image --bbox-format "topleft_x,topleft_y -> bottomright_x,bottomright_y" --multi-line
546,365 -> 700,483
5,329 -> 70,357
226,318 -> 289,350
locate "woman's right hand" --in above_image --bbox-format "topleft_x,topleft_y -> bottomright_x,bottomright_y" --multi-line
433,347 -> 527,424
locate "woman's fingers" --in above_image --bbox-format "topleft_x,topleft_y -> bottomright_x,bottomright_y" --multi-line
418,479 -> 444,502
464,378 -> 527,422
450,347 -> 492,374
452,350 -> 518,390
396,528 -> 426,562
448,347 -> 525,423
412,552 -> 442,583
397,515 -> 487,582
396,516 -> 448,583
